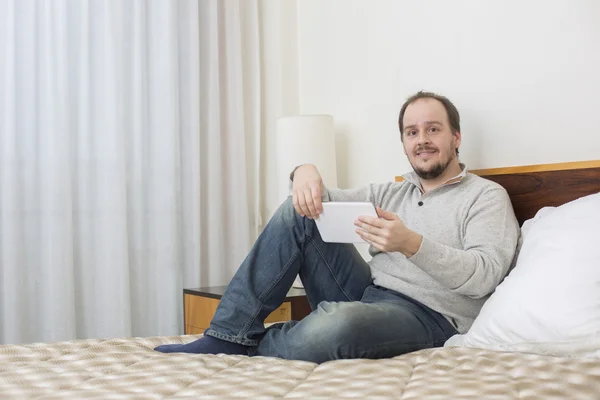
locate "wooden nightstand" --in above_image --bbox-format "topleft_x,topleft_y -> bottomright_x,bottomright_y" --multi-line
183,286 -> 312,335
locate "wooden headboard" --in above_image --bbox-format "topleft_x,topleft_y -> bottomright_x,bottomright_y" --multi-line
395,160 -> 600,225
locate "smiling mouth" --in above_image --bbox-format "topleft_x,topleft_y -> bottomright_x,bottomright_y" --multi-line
416,150 -> 437,157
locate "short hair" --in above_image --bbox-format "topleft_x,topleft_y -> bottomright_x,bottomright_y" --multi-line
398,91 -> 461,137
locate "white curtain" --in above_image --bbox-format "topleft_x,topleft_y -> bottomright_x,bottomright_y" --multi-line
0,0 -> 262,345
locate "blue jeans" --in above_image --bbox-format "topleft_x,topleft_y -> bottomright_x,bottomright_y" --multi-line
204,198 -> 457,363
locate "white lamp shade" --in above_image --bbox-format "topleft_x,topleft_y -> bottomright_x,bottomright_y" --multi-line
276,115 -> 338,203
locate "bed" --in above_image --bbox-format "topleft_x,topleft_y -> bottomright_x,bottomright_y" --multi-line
2,160 -> 600,399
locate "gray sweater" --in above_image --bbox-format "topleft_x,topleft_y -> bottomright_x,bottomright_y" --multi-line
322,165 -> 520,333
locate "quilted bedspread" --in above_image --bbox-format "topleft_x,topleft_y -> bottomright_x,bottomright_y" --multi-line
1,335 -> 600,399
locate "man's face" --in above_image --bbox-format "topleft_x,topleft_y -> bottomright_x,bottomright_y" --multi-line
401,98 -> 461,180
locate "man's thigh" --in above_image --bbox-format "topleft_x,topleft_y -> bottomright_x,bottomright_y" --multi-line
318,300 -> 445,359
254,296 -> 450,363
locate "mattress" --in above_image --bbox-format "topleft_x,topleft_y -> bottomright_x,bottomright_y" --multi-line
1,335 -> 600,399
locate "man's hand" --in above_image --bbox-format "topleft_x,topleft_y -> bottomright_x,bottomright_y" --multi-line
354,207 -> 423,257
292,164 -> 323,219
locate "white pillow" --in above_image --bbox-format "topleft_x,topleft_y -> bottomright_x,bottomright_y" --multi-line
520,206 -> 556,239
445,192 -> 600,357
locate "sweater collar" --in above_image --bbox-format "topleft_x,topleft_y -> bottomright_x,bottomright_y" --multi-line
402,163 -> 468,192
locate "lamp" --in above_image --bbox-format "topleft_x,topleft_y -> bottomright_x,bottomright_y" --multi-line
276,115 -> 338,288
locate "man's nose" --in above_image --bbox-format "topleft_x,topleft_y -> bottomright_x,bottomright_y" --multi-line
416,130 -> 430,144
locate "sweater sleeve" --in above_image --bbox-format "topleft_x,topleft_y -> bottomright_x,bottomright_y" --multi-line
408,187 -> 520,299
321,182 -> 396,205
288,172 -> 377,203
287,165 -> 394,204
287,169 -> 394,205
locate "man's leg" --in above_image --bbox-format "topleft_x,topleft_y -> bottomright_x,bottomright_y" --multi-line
155,198 -> 372,353
251,285 -> 458,363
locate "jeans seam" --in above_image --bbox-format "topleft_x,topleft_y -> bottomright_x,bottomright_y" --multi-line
203,329 -> 257,346
307,235 -> 355,302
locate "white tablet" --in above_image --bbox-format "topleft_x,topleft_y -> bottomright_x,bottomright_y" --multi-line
315,202 -> 379,243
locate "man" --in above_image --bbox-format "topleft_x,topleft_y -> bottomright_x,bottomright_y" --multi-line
155,91 -> 520,363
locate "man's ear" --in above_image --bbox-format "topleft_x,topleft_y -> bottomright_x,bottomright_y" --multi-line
454,131 -> 462,151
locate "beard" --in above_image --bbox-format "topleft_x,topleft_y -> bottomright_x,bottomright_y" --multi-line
409,147 -> 456,180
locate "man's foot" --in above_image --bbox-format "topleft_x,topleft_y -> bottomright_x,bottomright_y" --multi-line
154,335 -> 248,355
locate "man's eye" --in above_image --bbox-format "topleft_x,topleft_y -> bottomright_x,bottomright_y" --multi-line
407,130 -> 417,136
429,127 -> 439,133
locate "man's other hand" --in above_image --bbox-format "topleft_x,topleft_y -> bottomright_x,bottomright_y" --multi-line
292,164 -> 323,219
355,207 -> 423,257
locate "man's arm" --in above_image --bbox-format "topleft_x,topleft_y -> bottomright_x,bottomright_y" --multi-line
408,188 -> 520,299
355,187 -> 519,299
289,164 -> 394,213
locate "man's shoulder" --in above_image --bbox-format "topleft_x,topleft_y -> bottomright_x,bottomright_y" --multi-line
464,172 -> 507,193
369,180 -> 412,191
459,173 -> 512,205
364,180 -> 416,205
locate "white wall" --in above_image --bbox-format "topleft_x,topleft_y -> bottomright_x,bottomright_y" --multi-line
296,0 -> 600,190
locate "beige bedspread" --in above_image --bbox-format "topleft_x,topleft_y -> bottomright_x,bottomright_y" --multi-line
1,335 -> 600,399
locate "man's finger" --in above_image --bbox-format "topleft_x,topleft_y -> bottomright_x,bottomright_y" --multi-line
297,193 -> 309,217
354,220 -> 383,236
376,207 -> 397,221
311,185 -> 322,213
356,228 -> 385,246
358,216 -> 386,227
292,192 -> 302,215
304,189 -> 318,218
357,229 -> 385,250
301,191 -> 315,218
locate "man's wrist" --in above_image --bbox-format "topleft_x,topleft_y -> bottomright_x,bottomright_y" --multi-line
400,231 -> 423,258
289,165 -> 304,182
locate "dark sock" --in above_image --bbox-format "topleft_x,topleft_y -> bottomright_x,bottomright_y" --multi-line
154,335 -> 248,355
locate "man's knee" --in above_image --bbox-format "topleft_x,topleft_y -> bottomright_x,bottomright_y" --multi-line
276,196 -> 297,219
273,196 -> 318,230
285,301 -> 367,362
315,301 -> 372,334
